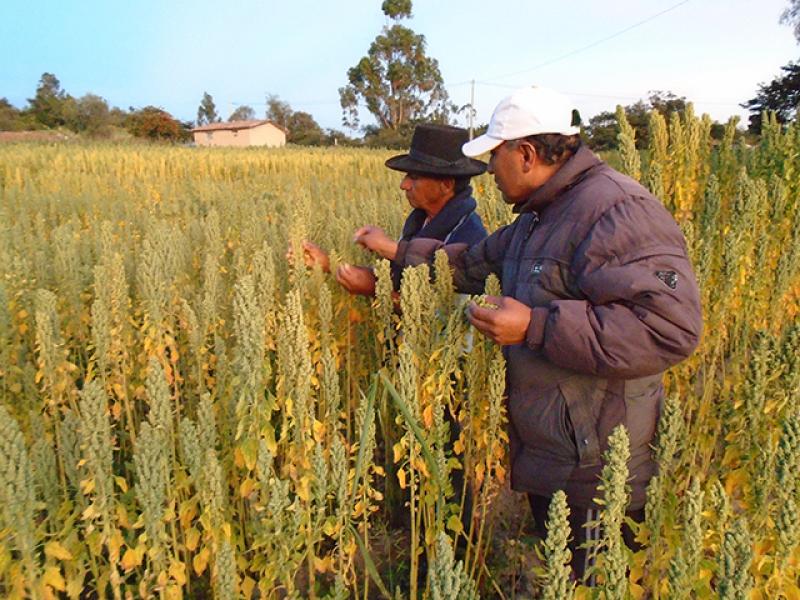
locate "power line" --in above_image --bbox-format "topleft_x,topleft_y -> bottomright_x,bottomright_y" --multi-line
480,0 -> 691,83
458,84 -> 743,107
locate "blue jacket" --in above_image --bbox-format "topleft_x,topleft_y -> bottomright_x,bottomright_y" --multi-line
390,186 -> 487,290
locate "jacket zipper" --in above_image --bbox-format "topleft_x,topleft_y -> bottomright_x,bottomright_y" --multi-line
525,212 -> 540,243
511,212 -> 540,299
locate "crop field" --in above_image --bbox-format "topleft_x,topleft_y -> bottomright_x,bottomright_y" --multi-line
0,108 -> 799,599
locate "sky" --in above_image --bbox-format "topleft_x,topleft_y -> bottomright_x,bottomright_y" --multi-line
1,0 -> 797,133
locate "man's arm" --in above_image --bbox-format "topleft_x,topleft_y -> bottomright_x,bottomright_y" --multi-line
394,222 -> 517,295
528,202 -> 703,379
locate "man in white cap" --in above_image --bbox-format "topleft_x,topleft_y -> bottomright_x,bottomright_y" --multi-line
356,86 -> 703,580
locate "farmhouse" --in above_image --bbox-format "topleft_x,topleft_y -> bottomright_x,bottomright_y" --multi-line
192,119 -> 287,148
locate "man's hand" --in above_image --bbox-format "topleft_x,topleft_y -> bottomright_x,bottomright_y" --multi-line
353,225 -> 398,260
336,264 -> 377,296
287,240 -> 331,272
467,295 -> 532,345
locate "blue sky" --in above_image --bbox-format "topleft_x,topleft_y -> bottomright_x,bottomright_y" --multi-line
1,0 -> 797,132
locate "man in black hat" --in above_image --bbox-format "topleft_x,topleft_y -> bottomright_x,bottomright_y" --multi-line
301,123 -> 488,295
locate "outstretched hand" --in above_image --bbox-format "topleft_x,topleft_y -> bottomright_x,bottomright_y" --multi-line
353,225 -> 398,260
467,295 -> 532,346
286,240 -> 331,273
336,264 -> 377,296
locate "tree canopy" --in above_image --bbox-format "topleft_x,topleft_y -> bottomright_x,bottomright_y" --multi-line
229,105 -> 256,122
742,61 -> 800,134
266,94 -> 331,145
781,0 -> 800,42
197,92 -> 220,126
584,91 -> 689,150
27,73 -> 70,129
126,106 -> 187,141
339,0 -> 450,144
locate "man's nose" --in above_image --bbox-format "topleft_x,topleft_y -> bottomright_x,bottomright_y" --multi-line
400,175 -> 411,190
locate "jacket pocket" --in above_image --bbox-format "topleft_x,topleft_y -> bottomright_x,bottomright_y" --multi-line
508,383 -> 578,465
558,378 -> 605,468
623,377 -> 662,452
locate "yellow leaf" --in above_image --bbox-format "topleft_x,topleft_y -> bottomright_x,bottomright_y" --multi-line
43,566 -> 66,592
66,577 -> 84,598
397,468 -> 407,489
165,584 -> 183,600
0,543 -> 10,576
169,560 -> 187,586
296,475 -> 311,502
116,504 -> 131,529
82,504 -> 98,520
179,501 -> 197,530
782,580 -> 800,600
185,527 -> 201,551
114,476 -> 128,493
193,547 -> 210,576
312,419 -> 326,442
314,555 -> 332,573
392,442 -> 404,463
241,576 -> 256,599
422,404 -> 433,429
44,541 -> 73,561
239,438 -> 259,471
629,582 -> 645,600
240,477 -> 255,498
108,530 -> 123,560
121,548 -> 142,572
322,518 -> 340,537
446,515 -> 463,534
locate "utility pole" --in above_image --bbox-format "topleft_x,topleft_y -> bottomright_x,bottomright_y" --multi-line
468,80 -> 475,139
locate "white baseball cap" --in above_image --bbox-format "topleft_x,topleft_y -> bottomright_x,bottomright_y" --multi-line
462,86 -> 580,157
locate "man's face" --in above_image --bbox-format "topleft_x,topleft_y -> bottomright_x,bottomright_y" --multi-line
488,141 -> 529,204
399,172 -> 448,214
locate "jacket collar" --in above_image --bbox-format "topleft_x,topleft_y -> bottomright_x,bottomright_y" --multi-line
514,145 -> 601,214
400,186 -> 477,241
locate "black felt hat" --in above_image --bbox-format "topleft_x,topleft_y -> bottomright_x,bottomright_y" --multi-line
385,124 -> 487,177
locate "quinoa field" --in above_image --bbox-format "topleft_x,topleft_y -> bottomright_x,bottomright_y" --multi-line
0,108 -> 799,599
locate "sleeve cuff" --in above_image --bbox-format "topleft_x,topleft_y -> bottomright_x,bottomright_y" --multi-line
394,240 -> 410,266
526,306 -> 550,350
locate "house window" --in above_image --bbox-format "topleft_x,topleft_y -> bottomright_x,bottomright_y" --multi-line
233,130 -> 238,137
206,132 -> 213,141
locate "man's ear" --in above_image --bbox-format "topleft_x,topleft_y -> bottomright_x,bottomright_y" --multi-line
518,141 -> 537,173
441,177 -> 456,193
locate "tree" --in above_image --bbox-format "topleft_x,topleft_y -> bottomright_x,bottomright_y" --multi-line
781,0 -> 800,42
126,106 -> 185,141
229,105 -> 256,121
27,72 -> 71,128
265,95 -> 328,145
70,94 -> 112,137
197,92 -> 219,126
584,91 -> 688,150
266,95 -> 292,130
338,0 -> 450,137
742,61 -> 800,133
287,111 -> 325,145
0,98 -> 24,131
